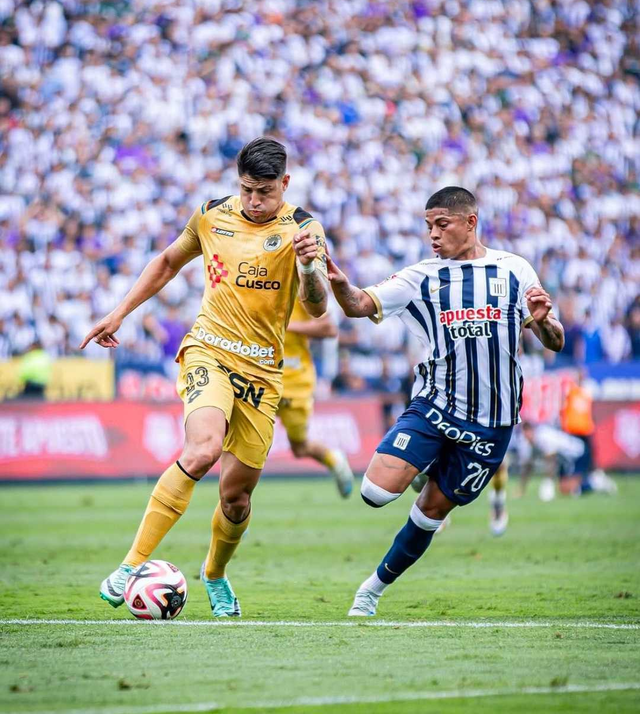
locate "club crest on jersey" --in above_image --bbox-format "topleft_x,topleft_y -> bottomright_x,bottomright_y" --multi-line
207,254 -> 228,288
489,278 -> 507,297
263,235 -> 282,252
439,305 -> 502,340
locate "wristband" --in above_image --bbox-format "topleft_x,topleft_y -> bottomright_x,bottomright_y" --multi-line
299,260 -> 316,274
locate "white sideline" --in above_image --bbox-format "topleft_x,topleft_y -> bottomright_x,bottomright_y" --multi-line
1,618 -> 639,630
4,683 -> 640,714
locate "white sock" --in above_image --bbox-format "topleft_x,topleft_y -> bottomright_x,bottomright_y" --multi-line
490,490 -> 506,507
361,571 -> 388,596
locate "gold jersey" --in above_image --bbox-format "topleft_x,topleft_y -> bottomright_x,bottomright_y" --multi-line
175,195 -> 327,380
282,298 -> 316,399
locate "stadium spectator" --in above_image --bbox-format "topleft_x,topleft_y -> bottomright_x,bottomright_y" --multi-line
0,0 -> 638,388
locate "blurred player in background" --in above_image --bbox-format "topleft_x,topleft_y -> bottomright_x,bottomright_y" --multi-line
517,420 -> 616,501
278,299 -> 354,497
81,138 -> 329,617
516,421 -> 586,501
560,370 -> 616,496
327,186 -> 565,616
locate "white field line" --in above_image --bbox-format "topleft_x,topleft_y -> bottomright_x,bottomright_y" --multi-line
4,682 -> 640,714
1,618 -> 639,630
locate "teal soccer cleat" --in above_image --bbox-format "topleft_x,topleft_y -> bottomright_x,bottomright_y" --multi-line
330,449 -> 354,499
200,563 -> 241,617
100,564 -> 135,608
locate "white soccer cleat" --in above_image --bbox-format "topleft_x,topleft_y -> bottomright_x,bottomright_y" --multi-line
100,564 -> 135,608
589,469 -> 618,495
538,477 -> 556,502
490,511 -> 509,537
330,450 -> 354,499
348,586 -> 381,617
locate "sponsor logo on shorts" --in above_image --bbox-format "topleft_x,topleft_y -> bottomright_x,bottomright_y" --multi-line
439,304 -> 502,340
393,432 -> 411,450
236,262 -> 281,290
425,406 -> 495,456
194,327 -> 275,365
207,254 -> 228,288
263,235 -> 282,251
217,363 -> 265,408
187,389 -> 202,404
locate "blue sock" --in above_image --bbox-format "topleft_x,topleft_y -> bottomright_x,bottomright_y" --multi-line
376,505 -> 442,585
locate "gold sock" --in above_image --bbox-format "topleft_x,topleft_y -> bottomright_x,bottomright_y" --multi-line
321,449 -> 338,470
204,502 -> 251,580
123,462 -> 197,567
493,463 -> 509,492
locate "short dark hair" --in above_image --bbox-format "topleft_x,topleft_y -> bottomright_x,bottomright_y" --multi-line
426,186 -> 478,215
236,137 -> 287,179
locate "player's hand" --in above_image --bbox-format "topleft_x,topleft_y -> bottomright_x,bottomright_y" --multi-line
293,229 -> 318,266
525,286 -> 553,324
325,252 -> 348,286
79,313 -> 122,350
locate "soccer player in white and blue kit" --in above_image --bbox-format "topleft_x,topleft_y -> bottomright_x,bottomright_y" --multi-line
326,187 -> 565,616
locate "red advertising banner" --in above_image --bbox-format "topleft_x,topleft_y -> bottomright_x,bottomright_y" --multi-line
0,399 -> 384,480
592,401 -> 640,471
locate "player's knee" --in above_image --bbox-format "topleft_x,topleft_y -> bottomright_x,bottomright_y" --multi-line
220,489 -> 251,521
290,440 -> 308,458
360,474 -> 401,508
180,440 -> 222,479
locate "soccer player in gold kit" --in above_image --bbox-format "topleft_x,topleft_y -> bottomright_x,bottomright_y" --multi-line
81,138 -> 329,617
278,299 -> 354,497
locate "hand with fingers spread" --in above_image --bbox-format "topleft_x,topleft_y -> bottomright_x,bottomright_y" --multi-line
292,229 -> 318,266
79,312 -> 123,350
525,286 -> 553,324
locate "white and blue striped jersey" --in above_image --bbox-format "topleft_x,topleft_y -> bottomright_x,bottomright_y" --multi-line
363,249 -> 542,428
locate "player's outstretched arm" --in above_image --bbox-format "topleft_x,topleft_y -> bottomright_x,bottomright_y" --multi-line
293,229 -> 329,317
325,253 -> 376,319
524,286 -> 565,352
287,313 -> 338,338
79,243 -> 197,350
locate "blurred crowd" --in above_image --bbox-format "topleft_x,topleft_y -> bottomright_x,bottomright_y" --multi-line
0,0 -> 639,394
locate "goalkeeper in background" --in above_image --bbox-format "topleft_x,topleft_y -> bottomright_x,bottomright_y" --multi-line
277,298 -> 354,497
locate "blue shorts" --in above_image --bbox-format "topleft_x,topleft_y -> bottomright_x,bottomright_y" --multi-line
376,397 -> 513,506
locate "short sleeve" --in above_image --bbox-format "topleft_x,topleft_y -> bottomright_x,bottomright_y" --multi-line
362,266 -> 419,324
174,209 -> 202,256
517,258 -> 542,327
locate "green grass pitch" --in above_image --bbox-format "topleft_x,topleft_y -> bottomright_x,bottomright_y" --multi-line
1,475 -> 639,714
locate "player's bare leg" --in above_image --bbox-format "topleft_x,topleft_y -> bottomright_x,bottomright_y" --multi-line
201,452 -> 261,617
489,461 -> 509,536
350,467 -> 456,616
360,452 -> 419,506
289,438 -> 354,498
101,407 -> 226,607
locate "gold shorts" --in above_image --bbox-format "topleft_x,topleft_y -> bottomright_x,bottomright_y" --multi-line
176,345 -> 281,470
277,394 -> 313,444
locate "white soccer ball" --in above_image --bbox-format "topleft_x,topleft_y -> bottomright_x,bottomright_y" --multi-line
124,560 -> 188,620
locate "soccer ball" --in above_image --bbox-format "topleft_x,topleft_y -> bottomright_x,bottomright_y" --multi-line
124,560 -> 188,620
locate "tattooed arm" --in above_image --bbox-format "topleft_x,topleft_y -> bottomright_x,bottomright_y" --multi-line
293,229 -> 328,317
325,253 -> 376,318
